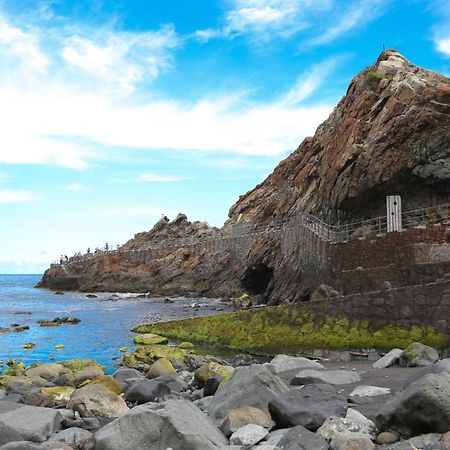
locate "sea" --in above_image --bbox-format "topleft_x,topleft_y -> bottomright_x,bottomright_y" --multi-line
0,274 -> 231,373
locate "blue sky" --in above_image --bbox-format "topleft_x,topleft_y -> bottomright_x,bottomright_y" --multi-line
0,0 -> 449,274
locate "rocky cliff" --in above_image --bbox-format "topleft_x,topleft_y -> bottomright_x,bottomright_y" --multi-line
38,51 -> 450,302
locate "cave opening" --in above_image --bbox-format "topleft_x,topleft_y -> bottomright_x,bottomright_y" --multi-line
241,263 -> 274,295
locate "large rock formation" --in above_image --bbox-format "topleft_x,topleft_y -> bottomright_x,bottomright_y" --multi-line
38,51 -> 450,302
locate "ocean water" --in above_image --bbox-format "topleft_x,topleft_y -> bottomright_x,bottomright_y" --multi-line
0,274 -> 231,372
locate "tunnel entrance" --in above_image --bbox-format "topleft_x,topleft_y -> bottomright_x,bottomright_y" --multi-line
241,263 -> 274,295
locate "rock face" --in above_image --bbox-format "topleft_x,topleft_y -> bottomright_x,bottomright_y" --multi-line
38,51 -> 450,303
94,399 -> 228,450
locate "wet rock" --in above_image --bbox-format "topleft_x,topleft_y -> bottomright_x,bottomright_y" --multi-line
221,406 -> 275,437
276,425 -> 328,450
269,384 -> 348,431
94,399 -> 228,450
229,424 -> 268,447
68,384 -> 129,418
373,349 -> 403,369
399,342 -> 439,368
207,364 -> 289,427
123,379 -> 170,404
265,355 -> 324,374
376,372 -> 450,437
291,369 -> 361,386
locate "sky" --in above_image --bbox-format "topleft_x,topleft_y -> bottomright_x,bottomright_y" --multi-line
0,0 -> 449,274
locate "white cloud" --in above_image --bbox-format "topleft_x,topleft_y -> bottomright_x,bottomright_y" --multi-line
435,36 -> 450,57
306,0 -> 389,47
0,189 -> 39,203
196,0 -> 389,45
0,18 -> 49,73
138,173 -> 184,182
62,25 -> 179,94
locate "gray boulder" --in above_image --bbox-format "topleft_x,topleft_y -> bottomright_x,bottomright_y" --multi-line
94,399 -> 228,450
229,424 -> 268,447
207,365 -> 289,427
373,349 -> 403,369
112,368 -> 144,383
376,372 -> 450,437
0,442 -> 44,450
124,379 -> 170,404
48,427 -> 92,448
68,384 -> 129,418
0,422 -> 23,446
269,384 -> 348,431
265,355 -> 323,374
399,342 -> 439,367
0,404 -> 65,442
291,369 -> 361,386
156,374 -> 189,393
331,432 -> 375,450
221,406 -> 275,437
276,425 -> 328,449
403,358 -> 450,388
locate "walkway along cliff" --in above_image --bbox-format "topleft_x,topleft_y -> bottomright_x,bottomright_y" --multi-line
38,50 -> 450,319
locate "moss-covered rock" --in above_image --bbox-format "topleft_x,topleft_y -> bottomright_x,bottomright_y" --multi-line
147,358 -> 176,379
3,360 -> 26,376
119,346 -> 128,353
89,375 -> 122,395
194,362 -> 234,385
132,306 -> 448,353
40,386 -> 75,402
62,359 -> 105,372
139,345 -> 187,362
21,343 -> 36,349
133,333 -> 169,345
179,342 -> 195,349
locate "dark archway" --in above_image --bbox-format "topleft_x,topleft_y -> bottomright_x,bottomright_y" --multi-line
241,263 -> 274,295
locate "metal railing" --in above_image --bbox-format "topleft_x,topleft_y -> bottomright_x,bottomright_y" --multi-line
51,203 -> 449,267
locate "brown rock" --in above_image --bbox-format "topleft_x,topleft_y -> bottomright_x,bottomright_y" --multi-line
376,431 -> 399,444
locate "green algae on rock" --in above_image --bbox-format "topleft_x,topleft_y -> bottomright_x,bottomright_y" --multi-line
132,306 -> 448,353
133,333 -> 169,345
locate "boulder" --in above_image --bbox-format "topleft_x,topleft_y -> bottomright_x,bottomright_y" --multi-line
0,442 -> 44,449
3,376 -> 52,395
206,365 -> 289,427
221,406 -> 275,437
399,342 -> 439,367
48,427 -> 92,448
194,362 -> 233,386
133,333 -> 168,345
0,422 -> 23,446
265,355 -> 323,374
269,384 -> 348,431
74,366 -> 104,384
376,431 -> 399,444
204,375 -> 224,397
25,364 -> 65,382
94,399 -> 228,450
155,374 -> 188,393
0,404 -> 65,442
146,358 -> 176,379
68,384 -> 129,418
291,369 -> 361,386
276,425 -> 328,449
124,379 -> 170,404
403,358 -> 450,388
89,375 -> 122,395
310,284 -> 339,301
112,368 -> 144,383
376,372 -> 450,437
331,432 -> 375,450
372,349 -> 403,369
229,424 -> 268,447
41,442 -> 73,450
317,408 -> 376,442
40,386 -> 75,403
265,428 -> 290,446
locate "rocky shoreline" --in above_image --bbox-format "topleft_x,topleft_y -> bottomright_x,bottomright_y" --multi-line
1,331 -> 450,449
